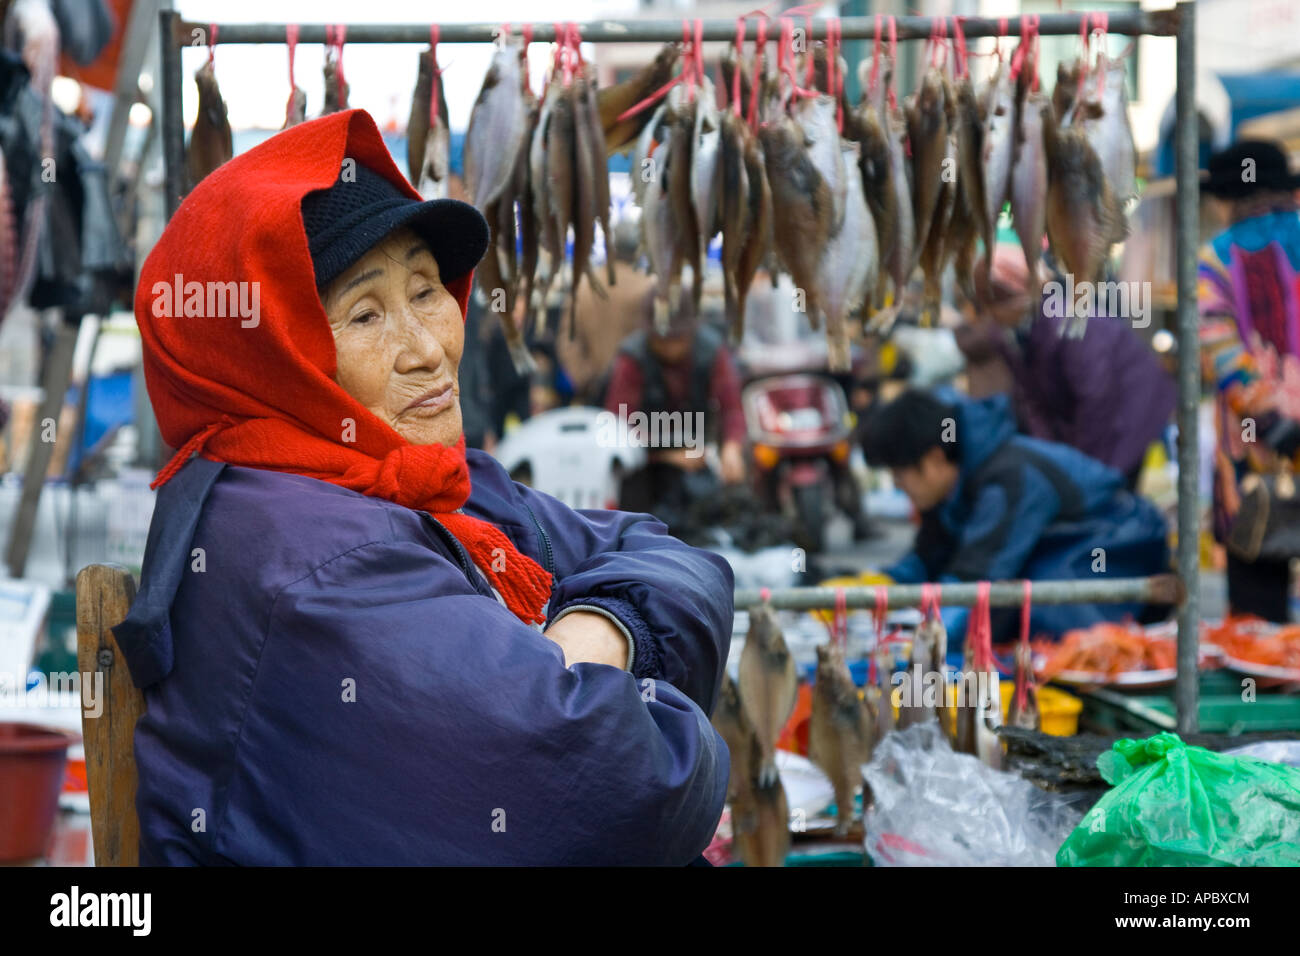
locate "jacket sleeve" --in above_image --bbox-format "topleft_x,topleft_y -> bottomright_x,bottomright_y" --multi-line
218,540 -> 729,866
515,480 -> 734,716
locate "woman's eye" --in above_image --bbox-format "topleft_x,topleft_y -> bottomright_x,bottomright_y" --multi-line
351,311 -> 378,326
414,287 -> 433,302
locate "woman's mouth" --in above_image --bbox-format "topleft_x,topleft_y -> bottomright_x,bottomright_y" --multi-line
404,383 -> 455,416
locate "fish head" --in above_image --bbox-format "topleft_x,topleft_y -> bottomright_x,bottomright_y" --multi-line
747,603 -> 784,652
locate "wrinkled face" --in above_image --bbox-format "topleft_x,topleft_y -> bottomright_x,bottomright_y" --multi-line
322,227 -> 464,447
891,447 -> 959,513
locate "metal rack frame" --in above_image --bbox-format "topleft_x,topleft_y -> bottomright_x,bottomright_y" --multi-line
155,6 -> 1201,730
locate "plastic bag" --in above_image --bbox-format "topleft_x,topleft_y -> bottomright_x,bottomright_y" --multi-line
1057,732 -> 1300,867
863,723 -> 1087,866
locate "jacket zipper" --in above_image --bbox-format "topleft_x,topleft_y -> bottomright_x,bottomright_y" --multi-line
427,515 -> 491,597
524,503 -> 555,576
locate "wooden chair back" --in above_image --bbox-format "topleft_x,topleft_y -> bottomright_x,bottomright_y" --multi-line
74,563 -> 145,866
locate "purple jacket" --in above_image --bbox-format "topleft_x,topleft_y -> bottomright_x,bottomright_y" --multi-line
113,448 -> 732,865
958,308 -> 1175,475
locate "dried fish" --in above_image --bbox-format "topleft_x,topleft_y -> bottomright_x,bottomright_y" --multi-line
598,44 -> 680,154
809,643 -> 874,836
1078,48 -> 1138,209
407,46 -> 451,199
981,62 -> 1016,255
691,77 -> 723,271
283,87 -> 306,129
1010,90 -> 1050,307
1042,104 -> 1128,335
464,41 -> 529,210
953,76 -> 991,298
793,93 -> 848,234
186,61 -> 233,190
321,51 -> 349,115
1007,642 -> 1042,731
906,69 -> 950,265
582,69 -> 616,289
759,115 -> 831,329
818,142 -> 878,371
665,90 -> 702,315
738,602 -> 798,788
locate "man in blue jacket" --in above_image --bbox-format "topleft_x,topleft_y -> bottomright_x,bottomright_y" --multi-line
861,388 -> 1170,654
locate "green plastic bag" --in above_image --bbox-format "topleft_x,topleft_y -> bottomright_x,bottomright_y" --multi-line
1057,732 -> 1300,866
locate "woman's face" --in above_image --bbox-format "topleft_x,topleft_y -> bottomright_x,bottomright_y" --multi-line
322,226 -> 464,447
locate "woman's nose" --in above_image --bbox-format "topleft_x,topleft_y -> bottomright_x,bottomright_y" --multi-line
394,304 -> 445,373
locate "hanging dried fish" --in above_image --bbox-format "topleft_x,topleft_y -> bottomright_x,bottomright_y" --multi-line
809,643 -> 875,836
407,46 -> 451,199
818,141 -> 878,371
186,61 -> 233,190
598,43 -> 680,154
1042,104 -> 1127,335
321,50 -> 350,115
759,114 -> 831,329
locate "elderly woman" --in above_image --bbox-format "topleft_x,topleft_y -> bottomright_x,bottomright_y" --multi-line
113,111 -> 732,865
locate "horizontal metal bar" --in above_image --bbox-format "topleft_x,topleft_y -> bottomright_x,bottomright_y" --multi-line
734,574 -> 1182,612
171,10 -> 1179,47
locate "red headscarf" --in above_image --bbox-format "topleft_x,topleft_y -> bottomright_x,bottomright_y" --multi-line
135,110 -> 552,624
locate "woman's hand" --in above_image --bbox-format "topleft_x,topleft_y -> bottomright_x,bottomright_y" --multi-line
544,611 -> 629,669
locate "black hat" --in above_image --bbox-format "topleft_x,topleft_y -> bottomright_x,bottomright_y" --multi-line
301,162 -> 489,288
1201,140 -> 1300,199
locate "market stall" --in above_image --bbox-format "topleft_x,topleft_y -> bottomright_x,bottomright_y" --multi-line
153,4 -> 1202,728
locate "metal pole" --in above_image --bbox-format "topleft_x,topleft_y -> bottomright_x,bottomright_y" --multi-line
165,12 -> 1179,46
736,574 -> 1181,612
102,0 -> 163,177
159,8 -> 186,217
1173,1 -> 1199,734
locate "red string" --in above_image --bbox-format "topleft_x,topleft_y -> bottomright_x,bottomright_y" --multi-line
953,16 -> 968,78
887,16 -> 898,111
694,19 -> 704,86
682,20 -> 696,102
1092,12 -> 1109,99
748,16 -> 768,131
1031,15 -> 1041,91
207,23 -> 217,66
330,24 -> 347,104
803,14 -> 815,90
614,74 -> 685,123
971,581 -> 993,672
869,585 -> 889,682
285,24 -> 297,93
571,22 -> 585,69
832,18 -> 843,132
731,17 -> 745,114
869,14 -> 882,98
1016,580 -> 1033,712
778,17 -> 818,100
428,26 -> 441,126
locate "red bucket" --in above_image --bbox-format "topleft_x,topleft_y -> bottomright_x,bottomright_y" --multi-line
0,722 -> 82,863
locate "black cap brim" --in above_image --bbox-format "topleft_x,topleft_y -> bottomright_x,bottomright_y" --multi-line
311,197 -> 490,289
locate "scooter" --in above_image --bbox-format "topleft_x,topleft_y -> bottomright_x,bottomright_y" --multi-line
740,369 -> 853,553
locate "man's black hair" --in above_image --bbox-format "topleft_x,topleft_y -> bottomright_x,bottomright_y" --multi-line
860,389 -> 961,469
